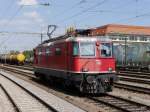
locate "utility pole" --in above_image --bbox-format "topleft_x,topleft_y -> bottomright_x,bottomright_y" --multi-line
41,33 -> 43,44
4,46 -> 7,64
124,37 -> 127,66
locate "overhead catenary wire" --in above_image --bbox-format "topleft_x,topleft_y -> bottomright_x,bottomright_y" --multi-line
0,31 -> 46,35
2,5 -> 23,30
111,0 -> 136,10
0,0 -> 15,20
66,0 -> 139,29
112,1 -> 150,25
135,0 -> 138,17
87,10 -> 137,14
0,1 -> 51,47
55,0 -> 137,27
73,0 -> 150,32
114,11 -> 150,24
0,5 -> 24,48
56,0 -> 109,25
0,31 -> 48,51
53,0 -> 87,19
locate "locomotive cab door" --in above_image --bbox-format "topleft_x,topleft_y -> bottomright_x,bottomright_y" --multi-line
66,42 -> 72,73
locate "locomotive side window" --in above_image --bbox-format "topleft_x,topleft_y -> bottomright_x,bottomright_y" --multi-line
80,42 -> 95,56
46,48 -> 50,56
100,43 -> 112,57
38,48 -> 42,64
38,48 -> 42,55
73,42 -> 79,56
55,48 -> 61,55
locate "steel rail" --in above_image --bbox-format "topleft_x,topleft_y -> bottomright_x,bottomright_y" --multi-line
114,83 -> 150,94
119,76 -> 150,84
88,94 -> 150,112
0,73 -> 58,112
117,73 -> 150,79
1,64 -> 150,94
118,70 -> 150,75
1,64 -> 150,112
0,84 -> 21,112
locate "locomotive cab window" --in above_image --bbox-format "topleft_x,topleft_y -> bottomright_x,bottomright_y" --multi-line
73,42 -> 79,56
80,42 -> 95,56
100,43 -> 112,57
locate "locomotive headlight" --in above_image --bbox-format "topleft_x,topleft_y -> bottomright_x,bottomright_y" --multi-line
108,67 -> 112,72
82,68 -> 89,72
86,76 -> 95,84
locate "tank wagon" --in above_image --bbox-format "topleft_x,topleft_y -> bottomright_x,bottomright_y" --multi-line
113,43 -> 150,70
33,34 -> 117,93
0,53 -> 25,65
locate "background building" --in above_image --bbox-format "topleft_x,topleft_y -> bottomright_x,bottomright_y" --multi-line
90,24 -> 150,66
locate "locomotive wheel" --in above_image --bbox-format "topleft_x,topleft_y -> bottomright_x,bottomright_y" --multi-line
39,74 -> 46,81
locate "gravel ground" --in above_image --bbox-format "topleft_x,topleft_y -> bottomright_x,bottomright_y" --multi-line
0,86 -> 16,112
2,70 -> 121,112
2,67 -> 150,112
0,70 -> 85,112
0,72 -> 50,112
117,80 -> 150,89
111,87 -> 150,106
119,75 -> 150,81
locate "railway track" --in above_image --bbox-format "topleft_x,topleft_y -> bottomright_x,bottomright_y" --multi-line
118,70 -> 150,76
119,76 -> 150,84
114,82 -> 150,94
117,70 -> 150,85
0,84 -> 20,112
0,64 -> 34,78
89,94 -> 150,112
0,72 -> 57,112
5,64 -> 150,84
0,70 -> 85,112
3,64 -> 33,71
118,72 -> 150,79
1,64 -> 150,111
1,64 -> 150,94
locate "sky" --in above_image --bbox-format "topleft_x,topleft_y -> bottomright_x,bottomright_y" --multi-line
0,0 -> 150,53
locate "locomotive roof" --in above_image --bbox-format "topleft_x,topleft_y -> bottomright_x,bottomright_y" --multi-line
38,35 -> 112,47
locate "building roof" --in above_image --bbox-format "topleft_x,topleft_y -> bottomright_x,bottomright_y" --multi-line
93,24 -> 150,36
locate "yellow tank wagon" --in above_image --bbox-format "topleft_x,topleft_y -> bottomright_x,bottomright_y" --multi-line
17,53 -> 25,64
0,53 -> 26,65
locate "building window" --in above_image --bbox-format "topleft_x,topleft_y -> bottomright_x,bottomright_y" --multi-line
129,36 -> 137,41
111,37 -> 117,40
148,37 -> 150,41
118,37 -> 128,41
140,37 -> 147,41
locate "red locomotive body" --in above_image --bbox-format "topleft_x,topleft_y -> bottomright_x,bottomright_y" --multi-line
33,35 -> 117,93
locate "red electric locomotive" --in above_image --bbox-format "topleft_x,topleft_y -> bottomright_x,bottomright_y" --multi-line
33,29 -> 117,93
